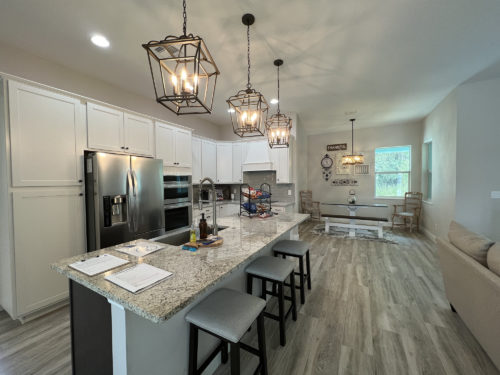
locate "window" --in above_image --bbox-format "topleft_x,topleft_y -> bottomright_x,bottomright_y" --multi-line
375,145 -> 411,197
423,141 -> 432,200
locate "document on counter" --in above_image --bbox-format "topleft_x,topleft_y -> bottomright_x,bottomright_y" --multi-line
69,254 -> 129,276
105,263 -> 173,293
115,241 -> 166,257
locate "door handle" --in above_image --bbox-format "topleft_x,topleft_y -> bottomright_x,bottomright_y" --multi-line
126,170 -> 134,232
132,170 -> 139,232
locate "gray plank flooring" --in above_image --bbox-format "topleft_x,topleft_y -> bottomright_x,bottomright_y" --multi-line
0,219 -> 498,375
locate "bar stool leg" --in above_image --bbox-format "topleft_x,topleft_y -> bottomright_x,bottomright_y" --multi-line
261,279 -> 267,301
188,324 -> 198,375
278,282 -> 286,346
230,342 -> 241,375
299,257 -> 306,304
306,250 -> 312,290
290,272 -> 297,321
221,341 -> 228,364
247,274 -> 253,295
257,312 -> 268,375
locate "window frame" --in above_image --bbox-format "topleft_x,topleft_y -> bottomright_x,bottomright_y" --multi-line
374,145 -> 412,198
423,140 -> 432,202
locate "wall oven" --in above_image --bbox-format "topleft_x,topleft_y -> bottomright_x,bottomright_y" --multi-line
163,175 -> 192,233
164,202 -> 192,233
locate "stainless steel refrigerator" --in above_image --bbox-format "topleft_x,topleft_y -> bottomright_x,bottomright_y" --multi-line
84,151 -> 165,251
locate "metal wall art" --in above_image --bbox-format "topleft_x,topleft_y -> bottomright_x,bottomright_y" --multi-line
331,178 -> 359,186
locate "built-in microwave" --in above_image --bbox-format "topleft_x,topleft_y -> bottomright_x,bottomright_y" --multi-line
163,175 -> 192,204
164,202 -> 192,233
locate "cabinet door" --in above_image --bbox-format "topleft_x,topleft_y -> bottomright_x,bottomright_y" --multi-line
12,188 -> 85,316
201,140 -> 217,181
175,129 -> 192,167
87,102 -> 124,152
9,81 -> 85,187
124,113 -> 154,156
155,122 -> 176,167
216,143 -> 233,183
192,137 -> 202,183
232,143 -> 243,183
276,148 -> 290,183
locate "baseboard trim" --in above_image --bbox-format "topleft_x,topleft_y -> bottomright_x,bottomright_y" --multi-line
17,298 -> 69,324
421,226 -> 437,243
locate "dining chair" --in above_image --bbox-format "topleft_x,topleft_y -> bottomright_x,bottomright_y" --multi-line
391,192 -> 423,232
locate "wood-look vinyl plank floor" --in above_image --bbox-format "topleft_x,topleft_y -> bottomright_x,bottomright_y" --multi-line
0,219 -> 498,375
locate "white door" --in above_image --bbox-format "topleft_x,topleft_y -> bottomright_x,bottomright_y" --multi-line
8,81 -> 85,187
87,102 -> 124,152
216,143 -> 233,183
124,113 -> 154,156
192,137 -> 202,183
232,143 -> 243,183
155,122 -> 176,167
201,140 -> 217,180
12,188 -> 85,316
275,147 -> 290,183
175,129 -> 192,167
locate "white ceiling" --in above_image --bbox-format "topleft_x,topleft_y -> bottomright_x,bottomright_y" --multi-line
1,0 -> 500,133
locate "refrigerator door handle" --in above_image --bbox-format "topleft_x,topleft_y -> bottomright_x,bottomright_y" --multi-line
132,170 -> 139,232
126,170 -> 134,232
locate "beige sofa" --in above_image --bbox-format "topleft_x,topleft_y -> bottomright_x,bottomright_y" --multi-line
437,221 -> 500,369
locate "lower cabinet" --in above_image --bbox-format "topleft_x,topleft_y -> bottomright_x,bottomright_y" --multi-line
12,188 -> 85,317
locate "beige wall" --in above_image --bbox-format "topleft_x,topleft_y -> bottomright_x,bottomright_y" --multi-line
0,41 -> 222,139
421,90 -> 457,239
306,121 -> 423,220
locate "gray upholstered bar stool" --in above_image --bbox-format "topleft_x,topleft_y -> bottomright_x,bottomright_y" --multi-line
185,288 -> 268,375
245,256 -> 297,347
273,240 -> 311,304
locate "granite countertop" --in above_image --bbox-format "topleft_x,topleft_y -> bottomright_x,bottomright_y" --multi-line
51,213 -> 309,324
194,200 -> 295,208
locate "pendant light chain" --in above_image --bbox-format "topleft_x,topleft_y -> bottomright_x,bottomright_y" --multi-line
277,64 -> 281,114
351,119 -> 354,155
182,0 -> 187,36
247,24 -> 251,89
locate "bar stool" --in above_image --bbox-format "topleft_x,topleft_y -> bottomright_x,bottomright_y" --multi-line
246,256 -> 297,346
185,288 -> 268,375
273,240 -> 311,305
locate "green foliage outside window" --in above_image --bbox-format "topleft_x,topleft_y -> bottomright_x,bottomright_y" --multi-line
375,146 -> 411,197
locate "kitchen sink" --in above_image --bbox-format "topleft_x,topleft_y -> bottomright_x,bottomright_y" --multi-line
154,226 -> 228,246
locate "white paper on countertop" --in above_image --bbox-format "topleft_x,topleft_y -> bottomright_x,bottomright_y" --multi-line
104,263 -> 173,293
69,254 -> 129,276
114,241 -> 165,257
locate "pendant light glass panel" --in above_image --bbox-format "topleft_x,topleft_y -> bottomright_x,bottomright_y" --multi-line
142,1 -> 220,115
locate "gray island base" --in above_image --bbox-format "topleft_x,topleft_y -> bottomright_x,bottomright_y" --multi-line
52,213 -> 309,375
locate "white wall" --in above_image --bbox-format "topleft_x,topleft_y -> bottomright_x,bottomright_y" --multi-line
295,114 -> 308,211
455,78 -> 500,241
421,90 -> 457,239
0,40 -> 222,139
307,121 -> 423,220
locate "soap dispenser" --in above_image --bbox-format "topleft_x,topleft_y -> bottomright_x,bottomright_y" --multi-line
199,213 -> 208,240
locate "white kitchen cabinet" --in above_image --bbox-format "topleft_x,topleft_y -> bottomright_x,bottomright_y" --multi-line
232,142 -> 243,183
124,113 -> 154,156
12,188 -> 85,317
8,81 -> 85,187
192,137 -> 202,183
155,122 -> 192,167
216,143 -> 233,183
270,146 -> 292,184
88,103 -> 154,156
201,140 -> 217,180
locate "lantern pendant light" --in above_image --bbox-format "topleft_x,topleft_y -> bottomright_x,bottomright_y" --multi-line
227,14 -> 269,137
142,0 -> 220,115
266,59 -> 292,148
341,119 -> 364,165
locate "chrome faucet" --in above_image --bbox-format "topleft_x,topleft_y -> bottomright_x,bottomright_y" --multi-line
198,177 -> 218,236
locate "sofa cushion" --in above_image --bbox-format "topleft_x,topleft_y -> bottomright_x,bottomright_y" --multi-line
448,220 -> 494,266
487,243 -> 500,276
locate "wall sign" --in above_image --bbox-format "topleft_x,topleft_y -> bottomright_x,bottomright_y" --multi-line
327,143 -> 347,151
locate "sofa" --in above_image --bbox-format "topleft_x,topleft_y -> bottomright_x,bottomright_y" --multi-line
437,220 -> 500,369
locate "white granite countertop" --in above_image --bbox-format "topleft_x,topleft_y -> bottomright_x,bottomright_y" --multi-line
52,213 -> 309,324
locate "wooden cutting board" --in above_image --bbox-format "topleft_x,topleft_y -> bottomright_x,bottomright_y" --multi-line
184,237 -> 224,249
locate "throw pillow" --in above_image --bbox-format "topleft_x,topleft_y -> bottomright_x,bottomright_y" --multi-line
448,220 -> 494,266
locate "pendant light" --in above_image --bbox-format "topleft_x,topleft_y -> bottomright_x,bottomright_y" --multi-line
142,0 -> 220,115
266,59 -> 292,148
227,14 -> 269,137
341,119 -> 364,165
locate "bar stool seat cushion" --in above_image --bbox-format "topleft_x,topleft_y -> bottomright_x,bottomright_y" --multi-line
273,240 -> 310,256
185,288 -> 266,343
246,256 -> 295,282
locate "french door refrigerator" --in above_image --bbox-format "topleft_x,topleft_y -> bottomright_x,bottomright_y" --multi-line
84,151 -> 165,251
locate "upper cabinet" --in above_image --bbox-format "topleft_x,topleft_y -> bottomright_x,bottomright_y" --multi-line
201,140 -> 217,181
216,143 -> 233,183
232,142 -> 243,183
87,102 -> 154,156
192,137 -> 202,183
8,81 -> 85,187
155,122 -> 192,168
270,141 -> 294,184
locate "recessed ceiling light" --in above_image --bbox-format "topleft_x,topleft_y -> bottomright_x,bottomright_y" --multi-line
227,108 -> 235,113
270,98 -> 279,104
91,34 -> 110,48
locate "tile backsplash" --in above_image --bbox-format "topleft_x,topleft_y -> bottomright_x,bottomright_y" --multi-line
241,171 -> 294,203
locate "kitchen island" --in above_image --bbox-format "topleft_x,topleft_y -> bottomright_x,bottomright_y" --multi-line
52,212 -> 309,375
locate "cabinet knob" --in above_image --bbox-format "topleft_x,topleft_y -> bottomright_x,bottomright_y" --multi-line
126,147 -> 129,150
79,193 -> 83,196
121,147 -> 125,149
78,179 -> 83,183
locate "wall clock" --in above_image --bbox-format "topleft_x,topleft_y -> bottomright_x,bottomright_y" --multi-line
321,154 -> 333,169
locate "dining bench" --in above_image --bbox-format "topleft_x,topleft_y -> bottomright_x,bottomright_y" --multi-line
322,214 -> 388,238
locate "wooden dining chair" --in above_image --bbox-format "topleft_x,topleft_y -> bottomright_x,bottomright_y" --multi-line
391,192 -> 423,232
300,191 -> 321,220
